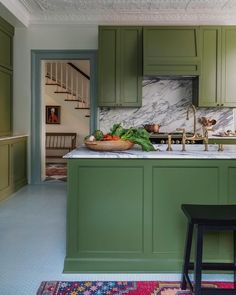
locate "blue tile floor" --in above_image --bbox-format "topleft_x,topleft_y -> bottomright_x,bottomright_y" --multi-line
0,183 -> 233,295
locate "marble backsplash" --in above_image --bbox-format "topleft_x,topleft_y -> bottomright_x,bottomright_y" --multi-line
99,79 -> 234,135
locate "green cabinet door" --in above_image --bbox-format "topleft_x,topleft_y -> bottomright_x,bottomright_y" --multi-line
12,138 -> 27,191
0,16 -> 14,70
143,27 -> 200,76
0,137 -> 27,203
98,26 -> 142,107
98,27 -> 117,106
0,67 -> 12,136
0,142 -> 11,200
198,27 -> 221,107
221,27 -> 236,107
198,26 -> 236,107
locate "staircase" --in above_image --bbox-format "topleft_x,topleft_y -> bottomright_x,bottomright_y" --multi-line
45,62 -> 90,109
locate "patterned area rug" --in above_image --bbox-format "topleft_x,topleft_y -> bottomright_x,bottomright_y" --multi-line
37,281 -> 234,295
45,163 -> 67,182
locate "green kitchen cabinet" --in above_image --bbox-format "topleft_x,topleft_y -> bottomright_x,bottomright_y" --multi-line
143,27 -> 200,76
0,16 -> 14,70
0,142 -> 11,200
64,158 -> 236,273
221,27 -> 236,107
98,26 -> 142,107
0,67 -> 12,136
12,138 -> 27,191
0,137 -> 27,202
198,26 -> 236,107
0,16 -> 14,136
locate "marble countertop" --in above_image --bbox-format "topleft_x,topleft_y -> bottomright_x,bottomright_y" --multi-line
64,144 -> 236,159
0,134 -> 28,141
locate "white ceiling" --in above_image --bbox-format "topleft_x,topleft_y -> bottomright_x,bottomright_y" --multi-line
2,0 -> 236,26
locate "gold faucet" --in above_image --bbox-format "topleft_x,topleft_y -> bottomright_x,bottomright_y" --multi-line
186,104 -> 197,136
166,134 -> 173,151
176,128 -> 186,151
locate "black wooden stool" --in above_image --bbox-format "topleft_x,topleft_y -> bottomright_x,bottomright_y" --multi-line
181,204 -> 236,295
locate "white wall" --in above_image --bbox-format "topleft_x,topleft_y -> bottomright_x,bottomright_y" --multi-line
44,87 -> 90,146
13,24 -> 98,135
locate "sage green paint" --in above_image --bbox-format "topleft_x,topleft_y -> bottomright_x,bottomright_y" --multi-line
198,26 -> 236,107
198,27 -> 221,107
143,27 -> 200,76
64,158 -> 236,273
221,27 -> 236,107
0,137 -> 27,202
0,16 -> 13,137
0,67 -> 12,136
0,143 -> 10,197
98,26 -> 142,107
0,16 -> 13,71
12,138 -> 27,191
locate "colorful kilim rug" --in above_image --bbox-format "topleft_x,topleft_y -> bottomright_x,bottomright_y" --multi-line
37,281 -> 234,295
45,163 -> 67,182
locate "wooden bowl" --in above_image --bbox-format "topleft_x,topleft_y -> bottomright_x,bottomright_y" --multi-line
84,140 -> 134,151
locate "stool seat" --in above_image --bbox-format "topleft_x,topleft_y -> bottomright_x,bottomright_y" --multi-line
182,204 -> 236,225
181,204 -> 236,295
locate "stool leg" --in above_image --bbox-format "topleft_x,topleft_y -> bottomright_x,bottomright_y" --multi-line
234,231 -> 236,289
194,224 -> 203,295
181,222 -> 194,290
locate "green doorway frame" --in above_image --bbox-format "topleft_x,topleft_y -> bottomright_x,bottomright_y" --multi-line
31,50 -> 97,184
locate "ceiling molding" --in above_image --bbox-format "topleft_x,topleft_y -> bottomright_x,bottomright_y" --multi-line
4,0 -> 236,26
0,0 -> 30,27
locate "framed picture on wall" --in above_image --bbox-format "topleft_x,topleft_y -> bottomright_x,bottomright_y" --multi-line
46,105 -> 61,124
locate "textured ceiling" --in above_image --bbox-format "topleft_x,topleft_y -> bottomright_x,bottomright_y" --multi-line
9,0 -> 236,25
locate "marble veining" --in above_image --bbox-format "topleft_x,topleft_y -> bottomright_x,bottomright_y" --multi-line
99,79 -> 234,135
64,144 -> 236,159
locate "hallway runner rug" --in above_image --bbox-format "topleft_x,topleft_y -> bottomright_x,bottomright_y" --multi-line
37,281 -> 234,295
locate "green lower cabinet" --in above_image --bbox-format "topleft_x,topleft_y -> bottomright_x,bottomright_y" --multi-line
64,159 -> 236,273
12,138 -> 27,191
0,142 -> 11,199
0,137 -> 27,202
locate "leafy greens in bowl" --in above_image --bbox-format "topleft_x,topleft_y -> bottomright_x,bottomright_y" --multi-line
110,123 -> 155,152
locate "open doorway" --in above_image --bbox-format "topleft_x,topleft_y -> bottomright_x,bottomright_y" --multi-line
31,50 -> 97,184
43,60 -> 90,182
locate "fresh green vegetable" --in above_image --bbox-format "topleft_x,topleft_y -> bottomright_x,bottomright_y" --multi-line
110,123 -> 127,137
110,123 -> 155,151
121,127 -> 155,151
93,130 -> 104,141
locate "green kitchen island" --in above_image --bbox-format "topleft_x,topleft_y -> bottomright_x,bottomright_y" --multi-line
63,144 -> 236,273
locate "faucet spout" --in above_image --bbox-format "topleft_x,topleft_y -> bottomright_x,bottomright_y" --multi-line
187,104 -> 197,136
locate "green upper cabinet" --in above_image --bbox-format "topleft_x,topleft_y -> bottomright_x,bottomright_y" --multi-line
0,16 -> 14,137
0,67 -> 12,136
198,26 -> 236,107
0,16 -> 14,70
143,27 -> 200,76
221,27 -> 236,107
198,27 -> 221,107
98,26 -> 142,107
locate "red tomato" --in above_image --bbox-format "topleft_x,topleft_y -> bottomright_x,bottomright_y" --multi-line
112,135 -> 120,141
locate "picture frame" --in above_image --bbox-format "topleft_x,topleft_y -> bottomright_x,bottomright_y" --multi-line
46,105 -> 61,124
